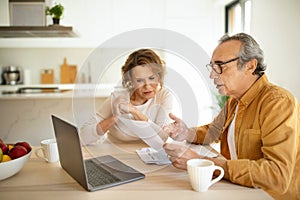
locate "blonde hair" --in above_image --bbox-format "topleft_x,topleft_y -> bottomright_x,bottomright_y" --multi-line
121,49 -> 165,88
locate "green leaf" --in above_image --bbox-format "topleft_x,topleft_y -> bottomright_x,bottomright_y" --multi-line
46,3 -> 64,19
216,94 -> 229,109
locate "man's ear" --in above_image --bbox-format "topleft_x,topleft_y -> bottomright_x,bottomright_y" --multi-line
246,59 -> 258,74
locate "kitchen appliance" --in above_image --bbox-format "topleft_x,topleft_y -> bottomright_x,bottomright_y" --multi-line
1,66 -> 23,85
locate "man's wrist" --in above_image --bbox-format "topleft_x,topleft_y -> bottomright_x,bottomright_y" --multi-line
187,127 -> 197,143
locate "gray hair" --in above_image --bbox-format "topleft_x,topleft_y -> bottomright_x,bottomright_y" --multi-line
219,33 -> 266,76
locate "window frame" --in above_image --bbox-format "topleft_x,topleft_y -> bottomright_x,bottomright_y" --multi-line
225,0 -> 251,34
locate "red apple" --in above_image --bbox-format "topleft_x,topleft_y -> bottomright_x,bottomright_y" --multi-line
8,145 -> 27,159
15,141 -> 32,152
0,142 -> 9,154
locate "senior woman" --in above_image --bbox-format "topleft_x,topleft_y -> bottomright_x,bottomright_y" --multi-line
80,48 -> 173,144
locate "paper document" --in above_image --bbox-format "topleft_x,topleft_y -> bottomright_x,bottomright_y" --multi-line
116,117 -> 217,165
116,117 -> 171,165
166,138 -> 218,158
136,148 -> 171,165
190,145 -> 218,158
117,117 -> 165,151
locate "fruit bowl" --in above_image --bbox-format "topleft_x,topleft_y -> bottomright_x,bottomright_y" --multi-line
0,150 -> 32,181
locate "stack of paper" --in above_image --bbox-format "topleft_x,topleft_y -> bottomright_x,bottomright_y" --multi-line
136,147 -> 171,165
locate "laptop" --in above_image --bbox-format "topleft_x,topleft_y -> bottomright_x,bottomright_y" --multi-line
51,115 -> 145,191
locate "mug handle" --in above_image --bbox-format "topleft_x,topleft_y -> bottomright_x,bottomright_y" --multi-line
209,166 -> 224,187
34,147 -> 48,162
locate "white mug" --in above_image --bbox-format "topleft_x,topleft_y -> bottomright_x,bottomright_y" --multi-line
187,159 -> 224,192
35,139 -> 59,163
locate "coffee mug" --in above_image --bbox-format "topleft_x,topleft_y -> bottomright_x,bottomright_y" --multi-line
35,139 -> 59,163
187,159 -> 224,192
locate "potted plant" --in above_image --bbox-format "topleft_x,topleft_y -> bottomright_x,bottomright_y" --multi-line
215,94 -> 229,109
46,3 -> 64,25
210,93 -> 229,112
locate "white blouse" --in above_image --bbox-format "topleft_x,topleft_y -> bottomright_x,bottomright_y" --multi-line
80,88 -> 173,145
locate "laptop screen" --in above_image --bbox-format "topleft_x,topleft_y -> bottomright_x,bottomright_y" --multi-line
52,115 -> 89,189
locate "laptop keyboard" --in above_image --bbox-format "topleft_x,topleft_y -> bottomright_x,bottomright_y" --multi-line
85,159 -> 121,187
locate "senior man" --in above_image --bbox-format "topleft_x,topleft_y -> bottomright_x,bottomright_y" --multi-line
163,33 -> 299,199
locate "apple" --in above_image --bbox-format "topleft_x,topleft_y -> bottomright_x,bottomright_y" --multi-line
0,142 -> 8,154
8,145 -> 27,159
15,141 -> 31,152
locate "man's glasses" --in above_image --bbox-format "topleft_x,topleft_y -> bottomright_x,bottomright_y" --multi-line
206,57 -> 240,74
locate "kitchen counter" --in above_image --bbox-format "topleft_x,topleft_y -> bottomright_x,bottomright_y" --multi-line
0,83 -> 114,99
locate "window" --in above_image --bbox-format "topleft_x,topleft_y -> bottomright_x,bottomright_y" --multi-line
225,0 -> 251,34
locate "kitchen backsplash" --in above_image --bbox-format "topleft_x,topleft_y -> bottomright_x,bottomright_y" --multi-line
0,47 -> 123,85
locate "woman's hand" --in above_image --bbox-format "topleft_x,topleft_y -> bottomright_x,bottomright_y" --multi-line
96,115 -> 116,136
119,103 -> 148,121
112,96 -> 124,116
119,102 -> 130,114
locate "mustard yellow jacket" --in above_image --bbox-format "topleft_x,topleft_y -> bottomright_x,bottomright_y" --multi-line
195,75 -> 299,199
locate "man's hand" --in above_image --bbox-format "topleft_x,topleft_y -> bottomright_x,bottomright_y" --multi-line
164,142 -> 229,179
163,113 -> 196,143
163,143 -> 199,170
204,157 -> 229,179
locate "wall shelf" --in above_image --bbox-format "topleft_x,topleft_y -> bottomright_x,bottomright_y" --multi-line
0,25 -> 77,38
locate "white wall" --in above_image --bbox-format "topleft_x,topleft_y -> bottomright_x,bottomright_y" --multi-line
0,0 -> 220,84
0,0 -> 9,26
0,48 -> 93,84
0,0 -> 299,100
251,0 -> 300,100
